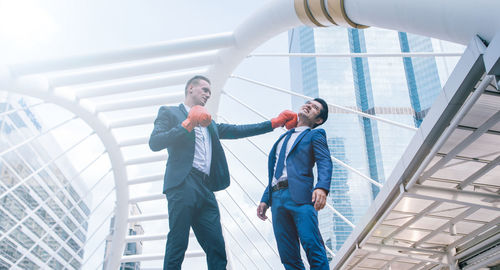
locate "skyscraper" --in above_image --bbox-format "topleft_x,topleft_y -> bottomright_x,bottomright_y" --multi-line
103,204 -> 144,270
0,99 -> 91,269
288,26 -> 454,252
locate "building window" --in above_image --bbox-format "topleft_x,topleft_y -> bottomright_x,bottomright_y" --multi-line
13,185 -> 39,210
49,258 -> 64,270
10,158 -> 32,179
79,201 -> 91,216
36,208 -> 56,226
0,209 -> 16,232
69,258 -> 81,270
17,145 -> 42,169
56,191 -> 73,209
43,235 -> 60,251
0,194 -> 26,220
23,217 -> 46,238
0,257 -> 11,269
74,229 -> 86,243
0,164 -> 18,187
49,165 -> 69,186
38,170 -> 59,193
63,216 -> 77,232
0,238 -> 22,263
31,245 -> 51,262
7,111 -> 27,129
71,208 -> 85,224
11,227 -> 35,249
57,247 -> 72,261
65,185 -> 80,202
47,198 -> 65,218
54,225 -> 69,241
18,257 -> 40,270
82,221 -> 89,231
27,178 -> 49,200
66,238 -> 81,254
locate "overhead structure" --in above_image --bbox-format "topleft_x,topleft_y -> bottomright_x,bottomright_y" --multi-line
331,35 -> 500,270
0,0 -> 498,269
291,0 -> 500,45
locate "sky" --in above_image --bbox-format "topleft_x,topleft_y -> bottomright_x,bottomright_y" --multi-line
0,0 -> 277,63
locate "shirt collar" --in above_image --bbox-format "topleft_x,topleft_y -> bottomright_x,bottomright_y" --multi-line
182,103 -> 190,112
294,126 -> 310,132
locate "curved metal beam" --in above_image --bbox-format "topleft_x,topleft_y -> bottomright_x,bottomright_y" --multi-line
0,68 -> 129,270
206,0 -> 302,115
206,0 -> 499,117
343,0 -> 500,45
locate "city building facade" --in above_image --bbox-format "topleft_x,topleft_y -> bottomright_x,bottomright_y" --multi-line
288,26 -> 458,253
0,99 -> 91,269
103,204 -> 144,270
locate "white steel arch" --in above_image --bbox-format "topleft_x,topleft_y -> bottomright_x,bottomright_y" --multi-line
0,72 -> 129,269
1,32 -> 242,269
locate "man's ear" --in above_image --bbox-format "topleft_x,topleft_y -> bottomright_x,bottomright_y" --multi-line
314,117 -> 324,126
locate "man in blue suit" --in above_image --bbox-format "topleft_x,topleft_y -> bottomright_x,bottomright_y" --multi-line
149,75 -> 296,270
257,98 -> 332,270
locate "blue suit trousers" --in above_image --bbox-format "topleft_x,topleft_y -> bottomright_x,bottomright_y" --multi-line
164,169 -> 227,270
271,188 -> 329,270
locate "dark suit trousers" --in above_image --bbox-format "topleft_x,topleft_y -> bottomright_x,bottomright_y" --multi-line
271,188 -> 329,270
164,169 -> 227,270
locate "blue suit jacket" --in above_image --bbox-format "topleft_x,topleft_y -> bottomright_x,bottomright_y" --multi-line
149,104 -> 273,193
261,128 -> 332,205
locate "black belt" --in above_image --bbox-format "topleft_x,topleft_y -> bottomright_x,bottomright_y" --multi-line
272,180 -> 288,192
191,167 -> 210,182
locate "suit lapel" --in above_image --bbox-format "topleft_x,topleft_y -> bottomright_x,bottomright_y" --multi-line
179,104 -> 188,117
288,129 -> 310,155
208,121 -> 217,137
178,104 -> 195,140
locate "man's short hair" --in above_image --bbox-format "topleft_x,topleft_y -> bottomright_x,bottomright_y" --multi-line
185,75 -> 211,96
313,97 -> 329,128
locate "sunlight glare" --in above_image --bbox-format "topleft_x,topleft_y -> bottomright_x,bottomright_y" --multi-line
0,0 -> 57,47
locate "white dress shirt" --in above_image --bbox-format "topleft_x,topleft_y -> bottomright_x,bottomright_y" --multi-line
272,126 -> 310,186
183,103 -> 212,175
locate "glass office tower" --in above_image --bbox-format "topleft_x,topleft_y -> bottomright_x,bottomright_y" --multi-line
288,26 -> 456,253
0,99 -> 90,269
103,204 -> 144,270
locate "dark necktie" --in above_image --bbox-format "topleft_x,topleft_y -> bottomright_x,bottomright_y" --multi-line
274,129 -> 295,180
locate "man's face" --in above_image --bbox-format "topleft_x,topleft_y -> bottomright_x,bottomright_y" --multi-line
298,100 -> 324,126
188,80 -> 211,106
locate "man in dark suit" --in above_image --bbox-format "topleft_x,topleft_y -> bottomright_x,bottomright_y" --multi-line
149,75 -> 296,270
257,98 -> 332,270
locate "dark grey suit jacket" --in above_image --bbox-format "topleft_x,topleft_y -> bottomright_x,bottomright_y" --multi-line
149,104 -> 273,193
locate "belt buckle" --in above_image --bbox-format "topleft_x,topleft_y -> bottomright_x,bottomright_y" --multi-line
193,168 -> 208,181
201,171 -> 209,184
273,180 -> 287,192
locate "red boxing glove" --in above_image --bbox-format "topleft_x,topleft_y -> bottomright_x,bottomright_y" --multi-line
285,113 -> 298,130
182,105 -> 212,132
271,110 -> 297,129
